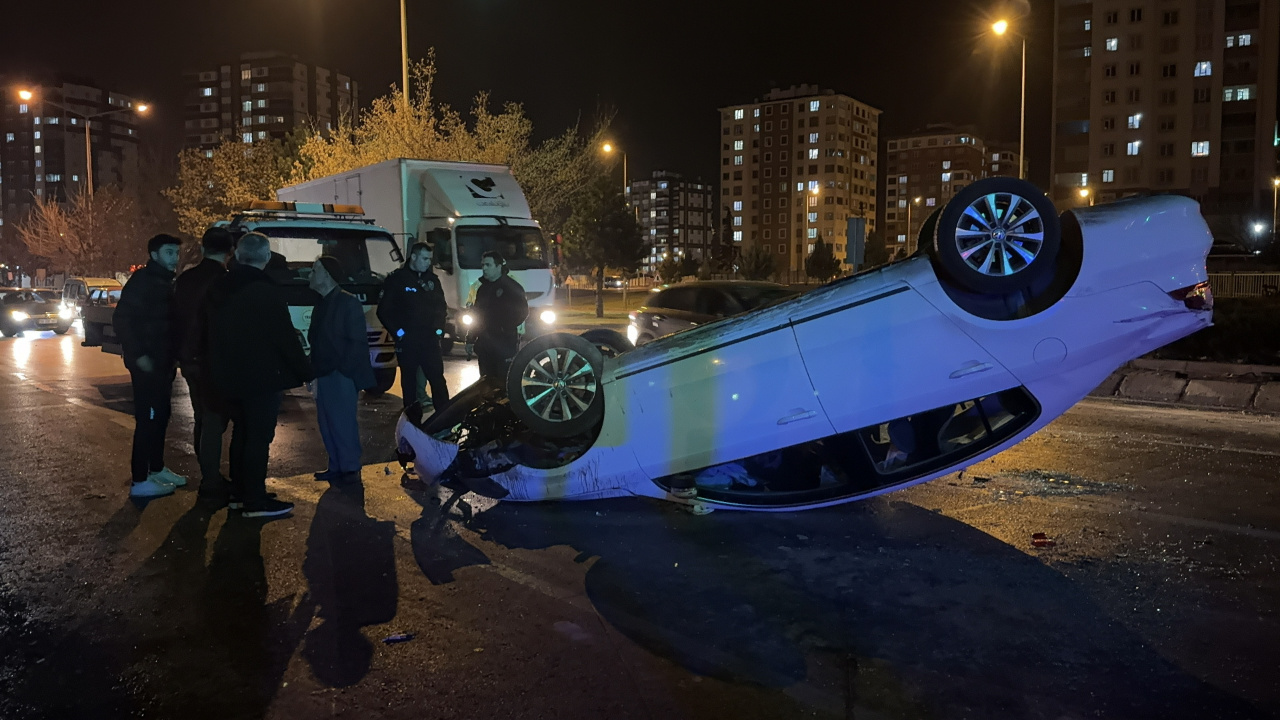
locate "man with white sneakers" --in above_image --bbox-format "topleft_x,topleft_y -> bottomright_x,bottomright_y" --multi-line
115,234 -> 188,498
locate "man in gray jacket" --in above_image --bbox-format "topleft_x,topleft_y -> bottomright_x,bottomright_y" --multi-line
308,256 -> 375,484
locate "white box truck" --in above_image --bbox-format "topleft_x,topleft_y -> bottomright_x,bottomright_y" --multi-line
277,159 -> 558,348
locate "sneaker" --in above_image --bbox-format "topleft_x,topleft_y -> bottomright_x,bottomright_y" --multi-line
150,467 -> 188,487
313,469 -> 341,482
130,477 -> 176,498
241,498 -> 294,518
228,492 -> 278,511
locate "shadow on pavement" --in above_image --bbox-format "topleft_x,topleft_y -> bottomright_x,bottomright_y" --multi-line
402,473 -> 491,585
466,497 -> 1272,720
91,379 -> 134,416
302,482 -> 398,687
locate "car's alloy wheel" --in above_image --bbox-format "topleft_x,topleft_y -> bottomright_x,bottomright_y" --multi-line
507,333 -> 605,438
931,177 -> 1061,295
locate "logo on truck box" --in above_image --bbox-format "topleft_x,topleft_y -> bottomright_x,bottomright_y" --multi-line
465,176 -> 510,208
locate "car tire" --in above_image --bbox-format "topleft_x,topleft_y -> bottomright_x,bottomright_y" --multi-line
506,332 -> 604,438
367,367 -> 398,395
54,324 -> 71,335
931,177 -> 1061,294
2,328 -> 20,338
578,328 -> 634,358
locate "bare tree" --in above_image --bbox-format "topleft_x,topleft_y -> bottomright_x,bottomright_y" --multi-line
17,187 -> 145,276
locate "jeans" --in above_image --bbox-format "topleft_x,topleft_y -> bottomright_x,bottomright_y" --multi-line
315,372 -> 362,473
129,368 -> 175,484
182,363 -> 228,486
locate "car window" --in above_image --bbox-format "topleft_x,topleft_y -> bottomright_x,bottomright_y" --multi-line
728,285 -> 796,312
34,291 -> 59,302
695,289 -> 741,316
649,287 -> 698,312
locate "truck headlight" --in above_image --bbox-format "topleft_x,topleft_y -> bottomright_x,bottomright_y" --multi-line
539,310 -> 556,325
10,311 -> 28,321
461,313 -> 474,326
58,307 -> 74,320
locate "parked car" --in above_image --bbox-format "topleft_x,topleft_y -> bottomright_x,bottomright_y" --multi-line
396,178 -> 1215,513
61,277 -> 122,320
603,276 -> 626,289
1,288 -> 74,337
627,281 -> 798,345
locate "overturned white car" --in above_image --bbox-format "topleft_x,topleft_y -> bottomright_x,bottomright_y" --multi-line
397,178 -> 1214,512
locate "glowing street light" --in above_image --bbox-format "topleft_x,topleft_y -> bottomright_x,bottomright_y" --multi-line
990,17 -> 1026,179
600,142 -> 627,197
905,196 -> 924,252
18,89 -> 33,101
1078,187 -> 1093,206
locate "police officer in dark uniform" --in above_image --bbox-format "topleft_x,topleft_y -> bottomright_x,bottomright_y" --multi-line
472,250 -> 529,380
377,242 -> 450,412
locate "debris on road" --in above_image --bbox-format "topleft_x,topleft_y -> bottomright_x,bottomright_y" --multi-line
382,633 -> 415,644
1032,532 -> 1056,548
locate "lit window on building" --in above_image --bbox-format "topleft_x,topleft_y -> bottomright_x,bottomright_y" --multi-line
734,140 -> 744,150
809,100 -> 820,112
202,88 -> 213,96
941,172 -> 951,181
809,133 -> 819,143
1127,113 -> 1142,128
733,109 -> 744,120
1193,61 -> 1211,77
1223,86 -> 1254,101
897,234 -> 906,242
808,149 -> 819,159
1084,19 -> 1091,30
1102,169 -> 1115,182
1106,37 -> 1118,51
18,104 -> 28,114
734,155 -> 743,166
242,132 -> 253,143
1190,141 -> 1209,157
733,231 -> 743,242
1126,141 -> 1141,155
1084,46 -> 1092,56
942,160 -> 951,169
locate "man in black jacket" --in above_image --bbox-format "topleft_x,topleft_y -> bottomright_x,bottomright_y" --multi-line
473,250 -> 529,380
308,256 -> 375,484
204,232 -> 313,517
173,227 -> 233,496
115,234 -> 186,499
376,242 -> 450,412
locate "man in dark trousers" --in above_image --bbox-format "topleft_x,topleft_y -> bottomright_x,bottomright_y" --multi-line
472,250 -> 529,381
205,232 -> 313,518
376,242 -> 450,413
172,227 -> 233,498
308,256 -> 375,484
116,233 -> 187,499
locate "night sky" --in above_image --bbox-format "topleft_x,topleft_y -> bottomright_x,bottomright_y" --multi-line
0,0 -> 1053,187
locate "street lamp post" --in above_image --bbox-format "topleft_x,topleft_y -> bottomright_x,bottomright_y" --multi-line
17,88 -> 148,198
992,19 -> 1027,180
1272,177 -> 1279,245
400,0 -> 410,109
904,196 -> 922,253
601,142 -> 627,197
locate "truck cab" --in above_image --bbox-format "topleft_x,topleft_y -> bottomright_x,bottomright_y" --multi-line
218,201 -> 411,393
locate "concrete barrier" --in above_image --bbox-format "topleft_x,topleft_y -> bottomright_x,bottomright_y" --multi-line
1118,371 -> 1188,403
1181,379 -> 1258,408
1253,383 -> 1280,414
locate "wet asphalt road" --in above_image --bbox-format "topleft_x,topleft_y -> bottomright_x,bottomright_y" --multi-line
0,329 -> 1277,720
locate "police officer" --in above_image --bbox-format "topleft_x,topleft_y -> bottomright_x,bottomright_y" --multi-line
377,242 -> 450,412
472,250 -> 529,381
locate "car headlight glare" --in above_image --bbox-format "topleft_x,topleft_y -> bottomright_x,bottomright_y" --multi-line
11,311 -> 28,321
539,310 -> 556,325
461,313 -> 474,326
626,324 -> 639,345
58,307 -> 74,320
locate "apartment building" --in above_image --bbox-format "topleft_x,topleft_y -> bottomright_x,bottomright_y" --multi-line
627,171 -> 717,274
718,85 -> 881,274
1,75 -> 142,248
1051,0 -> 1280,229
183,51 -> 358,152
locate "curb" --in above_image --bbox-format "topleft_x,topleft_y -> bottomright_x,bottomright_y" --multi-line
1090,360 -> 1280,414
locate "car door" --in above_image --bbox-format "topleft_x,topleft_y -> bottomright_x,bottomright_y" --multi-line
789,285 -> 1021,435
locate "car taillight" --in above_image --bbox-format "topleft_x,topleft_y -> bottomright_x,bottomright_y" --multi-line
1169,281 -> 1213,311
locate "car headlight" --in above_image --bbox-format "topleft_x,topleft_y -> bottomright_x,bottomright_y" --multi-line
461,313 -> 474,326
626,324 -> 639,345
10,311 -> 28,321
539,310 -> 556,325
58,307 -> 74,320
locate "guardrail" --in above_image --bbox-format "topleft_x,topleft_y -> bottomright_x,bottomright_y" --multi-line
1207,273 -> 1280,298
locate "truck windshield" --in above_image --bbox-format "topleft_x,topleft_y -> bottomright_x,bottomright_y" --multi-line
257,227 -> 402,286
455,226 -> 548,271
